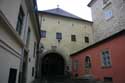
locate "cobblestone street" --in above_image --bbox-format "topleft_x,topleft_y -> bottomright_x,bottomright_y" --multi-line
33,76 -> 97,83
33,79 -> 98,83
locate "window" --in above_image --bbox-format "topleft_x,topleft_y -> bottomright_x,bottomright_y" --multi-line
104,10 -> 113,20
103,0 -> 109,4
101,50 -> 111,67
58,20 -> 60,24
75,73 -> 79,77
26,27 -> 31,47
29,58 -> 31,62
85,36 -> 89,43
8,68 -> 17,83
71,35 -> 76,41
16,6 -> 24,35
66,66 -> 69,71
103,0 -> 111,8
33,42 -> 37,58
42,18 -> 45,22
73,60 -> 79,71
32,67 -> 34,77
104,77 -> 112,82
56,32 -> 62,40
41,30 -> 46,38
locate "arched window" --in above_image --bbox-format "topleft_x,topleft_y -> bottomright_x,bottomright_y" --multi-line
85,56 -> 91,68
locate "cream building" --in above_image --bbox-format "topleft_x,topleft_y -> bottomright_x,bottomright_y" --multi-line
0,0 -> 40,83
38,8 -> 94,77
88,0 -> 125,42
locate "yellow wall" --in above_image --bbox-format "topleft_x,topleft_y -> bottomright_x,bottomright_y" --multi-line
39,14 -> 94,65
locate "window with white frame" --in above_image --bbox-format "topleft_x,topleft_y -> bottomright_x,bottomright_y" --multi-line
104,10 -> 113,20
101,50 -> 112,67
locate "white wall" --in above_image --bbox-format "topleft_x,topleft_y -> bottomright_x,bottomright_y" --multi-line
0,46 -> 20,83
91,0 -> 125,42
0,16 -> 22,83
0,0 -> 40,83
0,0 -> 22,29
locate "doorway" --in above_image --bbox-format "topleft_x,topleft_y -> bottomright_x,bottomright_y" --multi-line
41,53 -> 65,78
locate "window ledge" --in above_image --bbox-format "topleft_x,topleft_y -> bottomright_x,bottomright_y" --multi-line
101,66 -> 112,69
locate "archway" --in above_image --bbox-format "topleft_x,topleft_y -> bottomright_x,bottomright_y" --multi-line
84,56 -> 92,74
85,56 -> 91,68
41,53 -> 65,78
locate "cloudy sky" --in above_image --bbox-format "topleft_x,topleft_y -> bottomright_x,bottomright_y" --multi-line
37,0 -> 92,21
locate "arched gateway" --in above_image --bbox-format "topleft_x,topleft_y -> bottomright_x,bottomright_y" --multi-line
41,52 -> 65,78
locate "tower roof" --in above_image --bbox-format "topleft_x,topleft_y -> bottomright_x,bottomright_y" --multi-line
39,8 -> 92,22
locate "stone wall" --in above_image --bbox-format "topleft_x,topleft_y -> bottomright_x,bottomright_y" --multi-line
90,0 -> 125,42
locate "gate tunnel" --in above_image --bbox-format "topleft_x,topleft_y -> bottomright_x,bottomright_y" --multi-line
41,53 -> 65,77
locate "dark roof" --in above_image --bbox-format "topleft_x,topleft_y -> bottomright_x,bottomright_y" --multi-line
70,29 -> 125,56
88,0 -> 97,7
39,8 -> 92,23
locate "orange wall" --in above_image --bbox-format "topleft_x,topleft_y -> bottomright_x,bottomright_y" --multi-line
71,34 -> 125,83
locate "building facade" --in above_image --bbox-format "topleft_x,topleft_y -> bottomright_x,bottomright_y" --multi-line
0,0 -> 40,83
38,8 -> 94,77
88,0 -> 125,42
70,30 -> 125,83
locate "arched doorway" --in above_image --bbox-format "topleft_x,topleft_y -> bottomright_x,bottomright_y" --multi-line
41,53 -> 65,78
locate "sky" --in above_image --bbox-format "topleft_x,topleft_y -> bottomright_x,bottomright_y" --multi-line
37,0 -> 92,21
